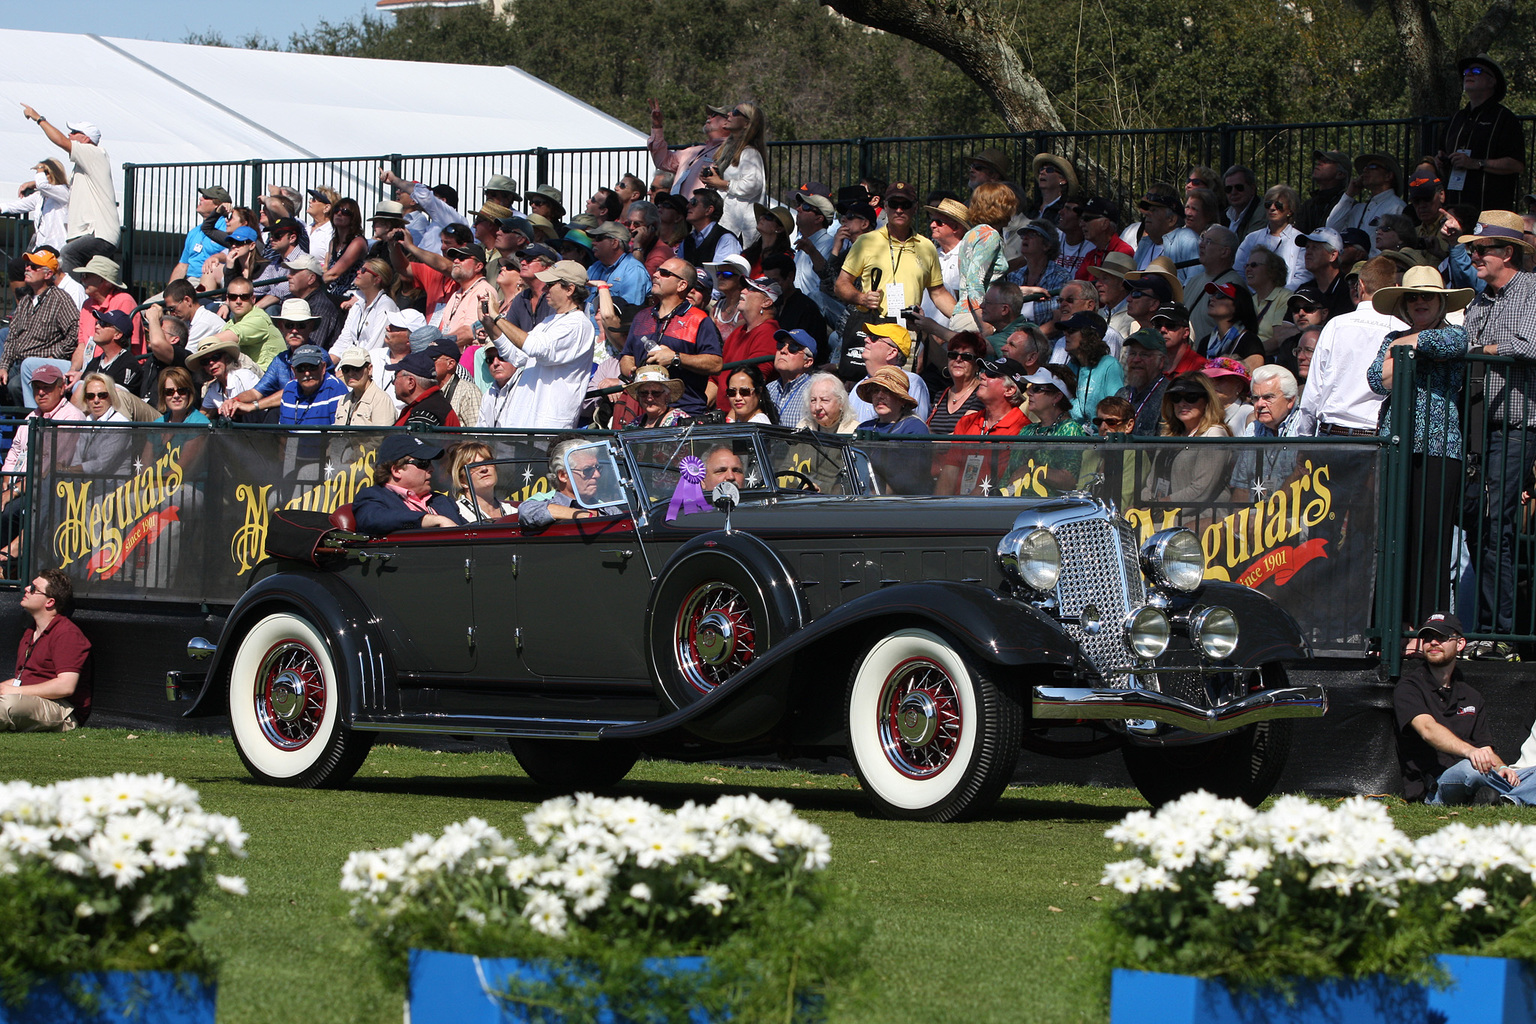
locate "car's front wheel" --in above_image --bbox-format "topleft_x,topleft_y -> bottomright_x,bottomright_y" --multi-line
846,628 -> 1022,821
508,738 -> 638,789
227,611 -> 373,787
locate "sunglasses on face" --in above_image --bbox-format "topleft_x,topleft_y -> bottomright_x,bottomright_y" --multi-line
294,365 -> 323,375
715,270 -> 737,279
729,108 -> 747,118
656,267 -> 687,282
1025,384 -> 1057,394
948,351 -> 979,362
725,387 -> 756,398
84,391 -> 111,401
1463,67 -> 1488,76
1172,395 -> 1206,405
1467,243 -> 1510,257
776,340 -> 808,352
29,380 -> 60,392
401,457 -> 433,471
23,583 -> 45,596
1264,201 -> 1287,210
340,364 -> 368,374
162,386 -> 191,397
227,292 -> 253,300
635,387 -> 669,400
1224,184 -> 1248,193
1093,416 -> 1125,427
887,200 -> 913,211
569,465 -> 602,479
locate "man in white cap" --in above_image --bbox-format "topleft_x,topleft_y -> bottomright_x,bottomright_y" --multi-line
19,104 -> 118,274
219,298 -> 322,420
281,254 -> 344,350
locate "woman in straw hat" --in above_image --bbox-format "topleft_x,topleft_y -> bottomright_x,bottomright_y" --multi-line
188,336 -> 256,419
855,365 -> 925,436
1367,264 -> 1472,626
621,364 -> 689,429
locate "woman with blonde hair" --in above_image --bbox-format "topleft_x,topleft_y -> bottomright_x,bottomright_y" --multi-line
953,181 -> 1016,331
72,372 -> 133,476
1144,371 -> 1233,506
1233,184 -> 1307,290
700,103 -> 766,248
446,441 -> 516,522
0,158 -> 68,250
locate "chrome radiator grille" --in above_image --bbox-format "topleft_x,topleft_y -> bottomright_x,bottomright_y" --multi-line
1053,518 -> 1144,680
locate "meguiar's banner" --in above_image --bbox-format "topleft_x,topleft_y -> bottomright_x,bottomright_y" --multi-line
30,425 -> 1382,655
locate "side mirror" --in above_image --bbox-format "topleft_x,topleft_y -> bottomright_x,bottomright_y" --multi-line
711,480 -> 740,532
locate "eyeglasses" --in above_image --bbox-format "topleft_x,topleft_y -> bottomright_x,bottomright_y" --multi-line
282,324 -> 309,333
729,108 -> 747,118
1063,205 -> 1085,215
1362,163 -> 1385,172
724,387 -> 756,398
686,199 -> 703,207
162,387 -> 191,397
294,364 -> 323,375
1263,201 -> 1287,211
340,365 -> 368,374
1186,178 -> 1209,187
1421,635 -> 1462,644
887,200 -> 914,211
715,270 -> 737,279
84,391 -> 111,401
1223,184 -> 1248,193
1128,290 -> 1152,300
656,267 -> 686,282
948,351 -> 979,362
1467,243 -> 1510,257
569,465 -> 602,478
635,387 -> 669,400
624,221 -> 646,230
1093,416 -> 1126,427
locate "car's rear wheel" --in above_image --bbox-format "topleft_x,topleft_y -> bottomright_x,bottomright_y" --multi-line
1122,718 -> 1293,808
846,628 -> 1022,821
227,611 -> 373,787
508,738 -> 638,789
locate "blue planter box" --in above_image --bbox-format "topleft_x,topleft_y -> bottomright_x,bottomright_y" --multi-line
0,972 -> 215,1024
407,949 -> 713,1024
1110,955 -> 1536,1024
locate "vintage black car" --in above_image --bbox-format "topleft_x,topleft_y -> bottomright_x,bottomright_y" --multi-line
170,426 -> 1323,821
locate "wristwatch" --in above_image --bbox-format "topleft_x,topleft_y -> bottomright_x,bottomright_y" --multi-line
670,355 -> 681,369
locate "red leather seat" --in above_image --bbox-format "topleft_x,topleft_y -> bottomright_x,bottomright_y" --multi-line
329,503 -> 358,532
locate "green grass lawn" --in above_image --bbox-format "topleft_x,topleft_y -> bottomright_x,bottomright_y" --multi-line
3,731 -> 1513,1023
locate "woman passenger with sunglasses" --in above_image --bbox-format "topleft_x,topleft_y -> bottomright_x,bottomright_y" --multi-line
70,373 -> 132,476
1143,371 -> 1233,508
925,331 -> 987,434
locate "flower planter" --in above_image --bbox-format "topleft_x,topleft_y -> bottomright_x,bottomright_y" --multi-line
1110,955 -> 1536,1024
406,949 -> 714,1024
0,972 -> 215,1024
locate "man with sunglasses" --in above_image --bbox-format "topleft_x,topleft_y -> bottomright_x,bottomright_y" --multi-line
647,100 -> 730,203
619,257 -> 722,417
520,436 -> 623,528
767,328 -> 819,428
277,344 -> 346,426
200,274 -> 283,371
1325,154 -> 1406,254
352,434 -> 465,536
1132,187 -> 1199,285
0,568 -> 91,733
1438,55 -> 1525,216
220,298 -> 321,421
1,249 -> 78,405
1295,229 -> 1353,317
0,366 -> 84,555
835,182 -> 954,324
1221,165 -> 1263,241
1073,198 -> 1134,282
623,202 -> 670,275
80,308 -> 146,398
1394,612 -> 1536,804
1459,212 -> 1536,657
789,188 -> 843,331
760,253 -> 828,354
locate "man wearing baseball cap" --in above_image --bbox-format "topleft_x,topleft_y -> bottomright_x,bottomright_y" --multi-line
1394,611 -> 1536,804
846,321 -> 931,424
278,344 -> 347,426
19,103 -> 119,274
767,328 -> 819,428
587,221 -> 651,324
713,276 -> 782,412
1295,228 -> 1354,317
2,249 -> 78,407
81,308 -> 146,396
352,434 -> 465,536
171,186 -> 231,283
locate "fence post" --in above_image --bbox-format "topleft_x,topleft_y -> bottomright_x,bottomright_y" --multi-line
536,148 -> 549,188
120,164 -> 136,288
1417,116 -> 1438,167
1218,125 -> 1235,177
248,159 -> 264,211
857,138 -> 871,181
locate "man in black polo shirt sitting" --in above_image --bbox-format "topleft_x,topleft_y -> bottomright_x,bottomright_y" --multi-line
1394,611 -> 1536,805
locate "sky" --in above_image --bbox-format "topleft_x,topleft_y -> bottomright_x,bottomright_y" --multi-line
5,0 -> 381,45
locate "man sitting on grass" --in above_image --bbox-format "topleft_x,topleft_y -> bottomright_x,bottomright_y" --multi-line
0,568 -> 91,732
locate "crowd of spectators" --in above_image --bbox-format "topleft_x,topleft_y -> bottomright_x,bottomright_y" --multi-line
1,59 -> 1533,648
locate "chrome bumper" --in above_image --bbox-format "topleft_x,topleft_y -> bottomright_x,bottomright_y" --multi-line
1032,684 -> 1327,735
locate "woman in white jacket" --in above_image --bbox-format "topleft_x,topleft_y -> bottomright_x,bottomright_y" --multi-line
1,159 -> 69,251
700,103 -> 766,249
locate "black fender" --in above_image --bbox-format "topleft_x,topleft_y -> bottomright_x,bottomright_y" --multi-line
610,580 -> 1080,745
179,566 -> 394,721
645,530 -> 805,711
1186,581 -> 1311,667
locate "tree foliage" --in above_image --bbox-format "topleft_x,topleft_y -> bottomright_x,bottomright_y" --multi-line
185,0 -> 1534,140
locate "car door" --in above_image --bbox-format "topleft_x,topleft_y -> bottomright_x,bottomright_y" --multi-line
343,531 -> 477,677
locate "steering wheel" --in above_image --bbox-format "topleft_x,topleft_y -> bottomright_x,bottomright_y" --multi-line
775,469 -> 819,492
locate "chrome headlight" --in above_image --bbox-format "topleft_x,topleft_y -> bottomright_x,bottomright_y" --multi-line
1124,606 -> 1171,659
997,527 -> 1061,592
1141,528 -> 1206,593
1190,606 -> 1239,660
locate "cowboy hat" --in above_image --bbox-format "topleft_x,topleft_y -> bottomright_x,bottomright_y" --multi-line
1125,255 -> 1185,304
1087,251 -> 1136,282
923,197 -> 973,231
1370,265 -> 1474,319
1457,210 -> 1535,253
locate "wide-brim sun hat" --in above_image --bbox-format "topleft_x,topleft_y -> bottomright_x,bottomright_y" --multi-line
1457,210 -> 1535,254
1371,264 -> 1474,319
856,366 -> 917,408
623,364 -> 685,403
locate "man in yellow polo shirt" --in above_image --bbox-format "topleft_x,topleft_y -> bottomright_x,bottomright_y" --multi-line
835,182 -> 956,320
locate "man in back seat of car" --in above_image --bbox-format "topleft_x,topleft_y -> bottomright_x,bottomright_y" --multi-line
352,434 -> 465,535
520,436 -> 625,528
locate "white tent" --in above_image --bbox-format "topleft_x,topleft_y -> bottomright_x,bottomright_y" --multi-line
0,30 -> 648,230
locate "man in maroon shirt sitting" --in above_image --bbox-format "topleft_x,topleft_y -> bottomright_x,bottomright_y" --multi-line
0,568 -> 91,731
